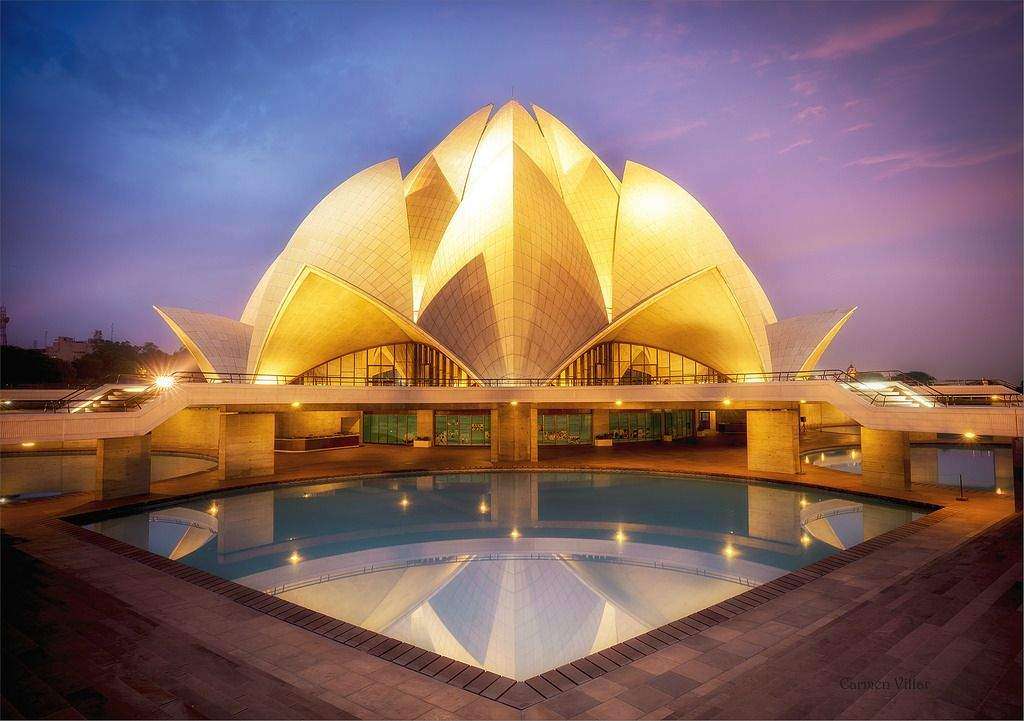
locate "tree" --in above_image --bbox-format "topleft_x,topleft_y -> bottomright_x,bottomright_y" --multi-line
0,346 -> 73,387
897,370 -> 936,385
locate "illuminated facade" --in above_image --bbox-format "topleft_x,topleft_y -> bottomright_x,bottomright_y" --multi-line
156,101 -> 854,384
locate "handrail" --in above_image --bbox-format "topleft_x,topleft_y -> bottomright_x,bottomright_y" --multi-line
4,369 -> 1020,412
262,551 -> 759,596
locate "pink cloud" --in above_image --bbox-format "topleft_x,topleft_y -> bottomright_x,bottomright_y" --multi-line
630,120 -> 708,146
794,105 -> 827,123
843,99 -> 865,110
789,74 -> 818,96
746,129 -> 771,142
795,3 -> 948,60
844,141 -> 1024,178
843,122 -> 874,133
778,139 -> 813,155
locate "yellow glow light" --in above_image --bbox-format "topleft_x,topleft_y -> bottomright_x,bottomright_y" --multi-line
509,400 -> 518,406
963,432 -> 977,440
291,401 -> 302,408
614,530 -> 627,543
288,551 -> 301,564
799,498 -> 808,508
801,533 -> 812,546
509,528 -> 520,539
208,502 -> 218,516
799,399 -> 806,404
995,488 -> 1003,495
399,496 -> 410,509
154,375 -> 175,390
804,456 -> 810,464
990,395 -> 999,401
722,398 -> 732,406
615,399 -> 623,406
723,544 -> 737,558
478,501 -> 489,514
20,442 -> 35,448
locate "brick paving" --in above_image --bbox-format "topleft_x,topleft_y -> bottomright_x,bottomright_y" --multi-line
2,441 -> 1021,719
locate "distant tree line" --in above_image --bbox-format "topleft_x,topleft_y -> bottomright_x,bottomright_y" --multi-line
0,340 -> 194,388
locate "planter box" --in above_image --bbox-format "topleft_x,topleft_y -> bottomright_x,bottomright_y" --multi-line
274,434 -> 360,452
594,438 -> 613,447
413,439 -> 432,448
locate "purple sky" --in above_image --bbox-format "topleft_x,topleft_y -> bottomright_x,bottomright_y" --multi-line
2,1 -> 1021,381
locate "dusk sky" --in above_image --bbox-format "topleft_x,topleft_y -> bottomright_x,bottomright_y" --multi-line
1,1 -> 1021,381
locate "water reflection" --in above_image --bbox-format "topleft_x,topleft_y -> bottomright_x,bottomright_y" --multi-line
89,472 -> 923,680
804,445 -> 1013,492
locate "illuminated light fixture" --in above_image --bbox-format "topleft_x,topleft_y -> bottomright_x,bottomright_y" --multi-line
302,493 -> 312,499
509,400 -> 518,406
820,452 -> 826,462
722,398 -> 732,406
478,501 -> 489,514
208,502 -> 219,516
20,441 -> 35,448
614,530 -> 627,543
801,533 -> 812,546
614,399 -> 623,406
804,456 -> 810,464
799,399 -> 806,404
291,401 -> 301,408
2,400 -> 12,405
995,488 -> 1003,495
990,395 -> 999,400
399,496 -> 410,509
963,431 -> 976,440
154,375 -> 175,390
722,544 -> 737,558
509,528 -> 521,539
799,498 -> 808,508
0,497 -> 7,504
288,551 -> 302,564
850,450 -> 858,459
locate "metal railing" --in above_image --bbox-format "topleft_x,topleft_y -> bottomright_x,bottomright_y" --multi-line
4,368 -> 1020,413
263,551 -> 759,596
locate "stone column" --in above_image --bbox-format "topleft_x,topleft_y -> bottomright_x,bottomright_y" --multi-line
491,403 -> 537,463
861,428 -> 911,490
218,412 -> 275,480
592,409 -> 609,439
416,410 -> 434,442
95,434 -> 151,500
747,485 -> 801,544
217,491 -> 274,555
746,410 -> 800,474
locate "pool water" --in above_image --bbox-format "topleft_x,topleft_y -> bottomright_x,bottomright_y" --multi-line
804,445 -> 1013,492
88,471 -> 924,680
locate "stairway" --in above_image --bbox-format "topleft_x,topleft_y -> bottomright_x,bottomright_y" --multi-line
65,385 -> 160,413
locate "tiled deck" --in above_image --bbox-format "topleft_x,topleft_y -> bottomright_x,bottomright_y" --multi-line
2,442 -> 1021,719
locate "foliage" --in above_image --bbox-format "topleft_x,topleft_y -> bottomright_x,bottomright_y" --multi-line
0,345 -> 72,387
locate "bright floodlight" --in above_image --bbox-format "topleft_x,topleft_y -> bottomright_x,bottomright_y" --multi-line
154,375 -> 175,389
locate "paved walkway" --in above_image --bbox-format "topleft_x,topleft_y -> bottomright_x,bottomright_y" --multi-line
2,441 -> 1021,719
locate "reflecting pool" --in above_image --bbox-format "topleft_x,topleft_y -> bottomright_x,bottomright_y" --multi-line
803,445 -> 1013,492
87,471 -> 924,680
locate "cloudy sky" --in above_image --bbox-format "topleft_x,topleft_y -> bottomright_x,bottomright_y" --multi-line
2,1 -> 1021,380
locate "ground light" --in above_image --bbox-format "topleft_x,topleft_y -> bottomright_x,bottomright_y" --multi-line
722,544 -> 738,558
399,496 -> 410,509
288,551 -> 301,564
478,500 -> 489,514
154,375 -> 175,389
614,529 -> 627,543
509,528 -> 520,539
207,502 -> 218,516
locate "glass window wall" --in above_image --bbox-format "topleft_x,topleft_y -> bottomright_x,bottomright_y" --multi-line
558,342 -> 721,385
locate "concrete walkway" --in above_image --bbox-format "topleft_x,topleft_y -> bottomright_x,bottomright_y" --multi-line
1,442 -> 1020,719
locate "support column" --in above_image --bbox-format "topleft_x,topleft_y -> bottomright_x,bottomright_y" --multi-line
861,428 -> 911,490
218,412 -> 275,480
746,410 -> 800,474
491,403 -> 537,463
747,486 -> 801,544
416,410 -> 434,442
592,409 -> 609,438
1013,436 -> 1022,513
217,491 -> 274,555
96,434 -> 151,499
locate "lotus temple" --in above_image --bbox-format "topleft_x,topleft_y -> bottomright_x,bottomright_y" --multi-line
1,102 -> 1021,719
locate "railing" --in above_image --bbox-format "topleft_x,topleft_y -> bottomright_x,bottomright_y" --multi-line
4,369 -> 1020,413
263,551 -> 759,596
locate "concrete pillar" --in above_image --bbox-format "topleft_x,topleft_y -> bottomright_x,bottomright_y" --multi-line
910,446 -> 939,485
490,474 -> 539,526
218,412 -> 275,480
746,410 -> 800,475
96,434 -> 151,499
592,409 -> 610,440
416,410 -> 434,442
217,491 -> 274,555
275,411 -> 349,438
1012,437 -> 1022,512
151,408 -> 220,454
747,485 -> 801,544
491,403 -> 537,463
861,428 -> 911,490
